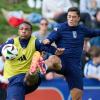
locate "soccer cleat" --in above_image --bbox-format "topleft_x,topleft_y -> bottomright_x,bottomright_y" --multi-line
24,51 -> 46,86
38,58 -> 46,75
29,51 -> 46,75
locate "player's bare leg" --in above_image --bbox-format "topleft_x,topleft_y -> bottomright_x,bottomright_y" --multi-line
71,88 -> 83,100
45,55 -> 62,71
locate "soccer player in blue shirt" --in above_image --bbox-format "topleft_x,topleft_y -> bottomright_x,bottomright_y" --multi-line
43,7 -> 100,100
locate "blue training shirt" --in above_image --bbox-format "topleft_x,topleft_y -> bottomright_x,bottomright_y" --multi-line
47,22 -> 100,61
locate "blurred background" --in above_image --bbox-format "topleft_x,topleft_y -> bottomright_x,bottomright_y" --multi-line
0,0 -> 42,43
0,0 -> 100,100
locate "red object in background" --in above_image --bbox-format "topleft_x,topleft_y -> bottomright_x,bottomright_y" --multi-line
0,83 -> 7,89
25,88 -> 63,100
8,16 -> 24,27
0,71 -> 7,89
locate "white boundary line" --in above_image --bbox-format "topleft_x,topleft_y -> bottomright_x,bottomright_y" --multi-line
84,86 -> 100,89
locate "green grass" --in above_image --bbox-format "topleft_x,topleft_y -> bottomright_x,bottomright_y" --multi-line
0,0 -> 79,43
0,0 -> 41,43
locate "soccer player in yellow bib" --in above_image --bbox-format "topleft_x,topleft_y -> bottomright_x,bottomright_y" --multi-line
0,21 -> 64,100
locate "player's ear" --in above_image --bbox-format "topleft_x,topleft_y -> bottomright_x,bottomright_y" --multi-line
78,16 -> 80,21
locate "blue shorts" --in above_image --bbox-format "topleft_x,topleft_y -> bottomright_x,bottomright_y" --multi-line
57,58 -> 83,90
6,73 -> 41,100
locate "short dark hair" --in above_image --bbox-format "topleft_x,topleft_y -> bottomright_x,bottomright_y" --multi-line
19,21 -> 32,31
40,18 -> 48,24
68,7 -> 80,16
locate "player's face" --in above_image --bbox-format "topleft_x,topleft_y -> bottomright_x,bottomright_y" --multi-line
94,56 -> 100,64
67,11 -> 80,27
18,23 -> 32,39
39,20 -> 48,31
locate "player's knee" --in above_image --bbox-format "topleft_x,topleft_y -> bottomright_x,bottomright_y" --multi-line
71,88 -> 83,100
47,55 -> 62,70
48,55 -> 61,63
